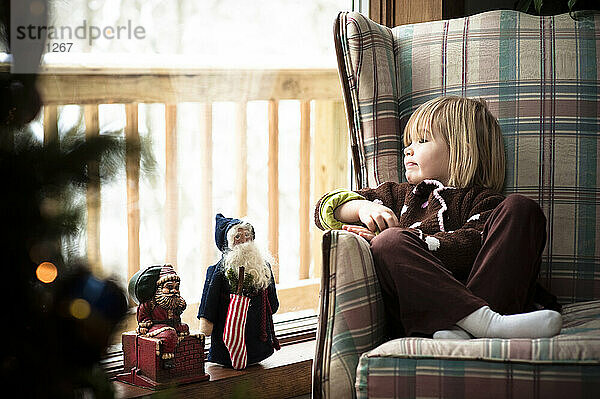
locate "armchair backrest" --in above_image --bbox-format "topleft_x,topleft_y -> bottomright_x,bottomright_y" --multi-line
334,10 -> 600,304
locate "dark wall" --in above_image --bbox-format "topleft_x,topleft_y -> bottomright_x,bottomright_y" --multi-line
465,0 -> 515,16
465,0 -> 598,16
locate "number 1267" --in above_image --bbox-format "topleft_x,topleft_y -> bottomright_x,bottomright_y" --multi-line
46,42 -> 73,52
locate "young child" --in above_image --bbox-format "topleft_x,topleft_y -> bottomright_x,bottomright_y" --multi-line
314,96 -> 562,340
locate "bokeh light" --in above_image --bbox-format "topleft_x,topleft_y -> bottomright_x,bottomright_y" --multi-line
36,262 -> 58,283
70,298 -> 91,319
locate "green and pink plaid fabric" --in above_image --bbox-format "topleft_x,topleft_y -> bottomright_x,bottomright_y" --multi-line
357,300 -> 600,398
314,9 -> 600,399
316,231 -> 386,399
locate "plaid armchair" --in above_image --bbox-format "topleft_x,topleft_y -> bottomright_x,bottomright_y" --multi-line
313,10 -> 600,399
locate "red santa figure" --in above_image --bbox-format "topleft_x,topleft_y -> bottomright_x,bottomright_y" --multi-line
128,264 -> 189,368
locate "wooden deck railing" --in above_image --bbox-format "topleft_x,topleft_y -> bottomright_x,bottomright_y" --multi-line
23,64 -> 348,311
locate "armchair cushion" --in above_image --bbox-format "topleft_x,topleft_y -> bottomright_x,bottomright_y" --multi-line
357,300 -> 600,398
361,300 -> 600,363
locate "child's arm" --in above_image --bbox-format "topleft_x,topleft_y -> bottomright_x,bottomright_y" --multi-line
314,182 -> 406,232
334,199 -> 398,233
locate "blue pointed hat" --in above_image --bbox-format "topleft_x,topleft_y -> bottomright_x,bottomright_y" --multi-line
215,213 -> 243,252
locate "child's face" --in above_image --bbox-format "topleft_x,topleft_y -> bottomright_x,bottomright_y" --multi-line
403,129 -> 450,186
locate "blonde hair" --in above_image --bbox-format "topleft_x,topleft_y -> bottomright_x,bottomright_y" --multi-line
403,96 -> 506,192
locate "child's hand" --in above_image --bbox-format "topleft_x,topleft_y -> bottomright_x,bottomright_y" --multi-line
357,201 -> 398,233
342,224 -> 376,242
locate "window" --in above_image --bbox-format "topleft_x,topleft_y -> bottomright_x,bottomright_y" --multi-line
24,0 -> 367,341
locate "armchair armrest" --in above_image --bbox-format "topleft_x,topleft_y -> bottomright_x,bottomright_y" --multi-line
314,230 -> 386,399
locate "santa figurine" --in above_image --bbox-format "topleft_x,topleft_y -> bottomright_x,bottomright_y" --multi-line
128,264 -> 190,369
198,214 -> 280,369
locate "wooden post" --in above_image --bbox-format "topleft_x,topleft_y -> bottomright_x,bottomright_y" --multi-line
165,104 -> 178,268
312,101 -> 348,278
199,103 -> 213,279
370,0 -> 464,27
268,100 -> 279,283
125,103 -> 140,281
235,102 -> 248,217
299,101 -> 311,280
84,105 -> 101,275
43,105 -> 58,144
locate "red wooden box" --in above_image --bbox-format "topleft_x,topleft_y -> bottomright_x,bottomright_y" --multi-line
116,332 -> 209,389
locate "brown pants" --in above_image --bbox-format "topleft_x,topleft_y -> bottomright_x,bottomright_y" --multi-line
370,194 -> 546,337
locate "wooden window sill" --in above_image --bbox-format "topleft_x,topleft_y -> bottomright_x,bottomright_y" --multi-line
113,339 -> 315,398
108,311 -> 318,398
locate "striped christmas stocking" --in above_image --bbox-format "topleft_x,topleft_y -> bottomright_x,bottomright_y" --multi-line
223,267 -> 251,369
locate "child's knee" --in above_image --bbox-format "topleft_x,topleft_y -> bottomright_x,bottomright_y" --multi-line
503,194 -> 546,225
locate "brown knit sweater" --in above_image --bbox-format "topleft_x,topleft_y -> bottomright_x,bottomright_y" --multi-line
315,180 -> 505,282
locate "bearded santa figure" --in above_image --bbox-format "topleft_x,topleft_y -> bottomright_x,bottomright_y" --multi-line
198,214 -> 279,368
129,264 -> 189,368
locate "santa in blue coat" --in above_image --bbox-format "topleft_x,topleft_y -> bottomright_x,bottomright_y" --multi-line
198,214 -> 280,368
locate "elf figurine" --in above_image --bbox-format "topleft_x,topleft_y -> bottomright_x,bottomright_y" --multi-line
198,214 -> 280,369
128,264 -> 190,369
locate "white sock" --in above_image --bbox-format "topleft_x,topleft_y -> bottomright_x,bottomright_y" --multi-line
456,306 -> 562,339
433,326 -> 471,340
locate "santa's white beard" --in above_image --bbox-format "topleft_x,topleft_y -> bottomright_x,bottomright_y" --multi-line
224,241 -> 272,291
